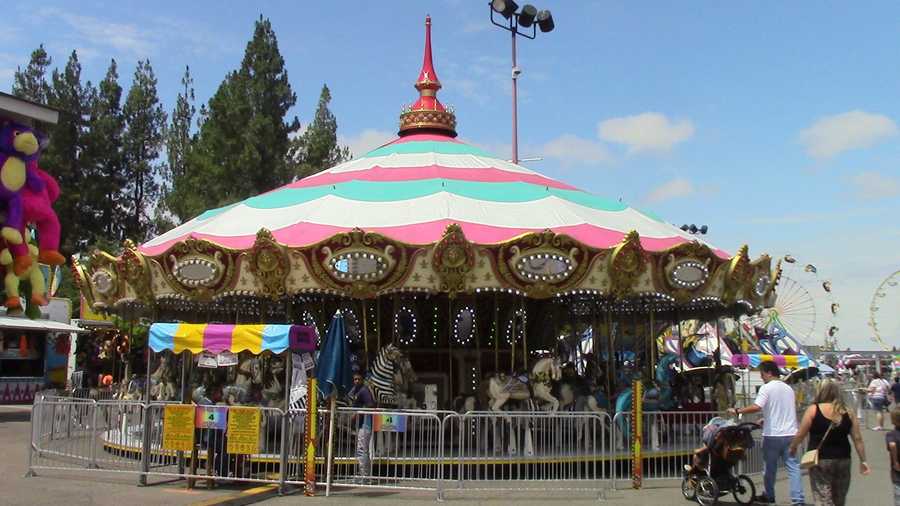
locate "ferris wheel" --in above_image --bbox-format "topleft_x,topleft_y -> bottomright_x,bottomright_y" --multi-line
750,254 -> 840,349
868,270 -> 900,351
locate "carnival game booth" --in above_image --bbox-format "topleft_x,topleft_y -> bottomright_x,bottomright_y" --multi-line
69,16 -> 782,493
0,311 -> 86,403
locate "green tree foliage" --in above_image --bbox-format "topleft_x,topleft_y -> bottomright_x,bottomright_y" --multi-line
159,66 -> 196,226
290,84 -> 351,180
82,59 -> 127,244
121,59 -> 167,242
42,51 -> 95,255
179,16 -> 300,220
12,44 -> 52,104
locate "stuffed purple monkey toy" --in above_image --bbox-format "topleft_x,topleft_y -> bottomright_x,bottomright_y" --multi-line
0,120 -> 46,248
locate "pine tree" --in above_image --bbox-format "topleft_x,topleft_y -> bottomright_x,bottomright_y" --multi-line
12,45 -> 52,104
291,84 -> 351,179
160,66 -> 196,225
183,16 -> 300,219
42,51 -> 94,255
83,59 -> 126,244
121,59 -> 167,242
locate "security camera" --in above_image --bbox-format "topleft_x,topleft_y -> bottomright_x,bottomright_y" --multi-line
512,66 -> 522,78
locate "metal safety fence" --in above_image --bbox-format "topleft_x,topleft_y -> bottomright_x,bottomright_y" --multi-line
29,397 -> 758,500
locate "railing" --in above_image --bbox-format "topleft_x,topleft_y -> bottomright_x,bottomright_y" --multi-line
29,397 -> 752,500
444,410 -> 610,498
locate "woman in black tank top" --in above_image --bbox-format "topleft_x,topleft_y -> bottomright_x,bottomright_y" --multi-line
790,380 -> 870,506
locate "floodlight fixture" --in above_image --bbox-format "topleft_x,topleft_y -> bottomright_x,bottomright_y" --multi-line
537,10 -> 555,32
518,4 -> 538,28
491,0 -> 518,19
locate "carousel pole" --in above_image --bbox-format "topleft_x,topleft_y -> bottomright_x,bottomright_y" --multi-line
448,296 -> 454,403
510,302 -> 516,374
606,308 -> 614,397
649,310 -> 656,374
493,293 -> 500,373
376,296 -> 382,352
362,299 -> 369,370
521,298 -> 528,373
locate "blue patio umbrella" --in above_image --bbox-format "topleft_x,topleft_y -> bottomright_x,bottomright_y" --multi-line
316,310 -> 353,399
315,310 -> 354,496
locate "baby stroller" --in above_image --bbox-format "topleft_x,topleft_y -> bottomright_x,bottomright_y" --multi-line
681,417 -> 759,505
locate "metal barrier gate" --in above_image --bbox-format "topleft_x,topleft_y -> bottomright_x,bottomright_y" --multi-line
29,397 -> 747,500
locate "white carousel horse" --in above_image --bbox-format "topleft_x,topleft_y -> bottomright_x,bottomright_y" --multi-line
484,356 -> 562,456
486,356 -> 562,412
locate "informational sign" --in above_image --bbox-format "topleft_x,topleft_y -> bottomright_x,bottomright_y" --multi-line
195,405 -> 228,430
374,413 -> 407,432
227,406 -> 261,454
162,404 -> 195,451
217,350 -> 238,367
198,351 -> 218,368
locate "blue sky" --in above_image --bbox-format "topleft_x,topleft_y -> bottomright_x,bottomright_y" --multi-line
2,1 -> 898,350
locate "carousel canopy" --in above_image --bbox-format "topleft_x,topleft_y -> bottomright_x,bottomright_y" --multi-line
140,16 -> 721,259
731,353 -> 811,369
149,323 -> 308,354
75,16 -> 777,313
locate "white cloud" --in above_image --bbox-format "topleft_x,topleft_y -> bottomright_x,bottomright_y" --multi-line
339,129 -> 396,158
461,19 -> 490,33
799,110 -> 898,159
36,8 -> 154,57
644,178 -> 695,203
540,134 -> 611,166
850,171 -> 900,200
598,112 -> 694,153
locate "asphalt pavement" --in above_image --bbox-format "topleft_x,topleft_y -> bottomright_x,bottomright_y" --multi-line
2,404 -> 896,505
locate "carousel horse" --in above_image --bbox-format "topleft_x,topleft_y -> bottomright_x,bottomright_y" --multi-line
486,355 -> 563,412
366,343 -> 417,408
613,353 -> 679,450
483,355 -> 562,456
149,354 -> 178,401
222,356 -> 263,404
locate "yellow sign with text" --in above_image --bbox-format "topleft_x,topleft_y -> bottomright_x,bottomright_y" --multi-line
227,407 -> 261,454
162,404 -> 195,451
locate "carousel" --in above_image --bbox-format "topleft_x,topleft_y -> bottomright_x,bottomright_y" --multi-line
72,17 -> 783,465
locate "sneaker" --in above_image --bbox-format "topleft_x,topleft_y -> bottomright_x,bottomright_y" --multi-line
871,426 -> 883,431
752,495 -> 773,504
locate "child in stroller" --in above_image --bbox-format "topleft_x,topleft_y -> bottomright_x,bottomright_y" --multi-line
682,417 -> 760,505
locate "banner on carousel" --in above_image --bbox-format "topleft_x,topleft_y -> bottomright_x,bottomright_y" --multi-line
162,404 -> 195,451
731,353 -> 810,369
227,407 -> 261,454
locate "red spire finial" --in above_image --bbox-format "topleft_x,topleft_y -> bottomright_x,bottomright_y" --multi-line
399,16 -> 457,137
416,15 -> 441,91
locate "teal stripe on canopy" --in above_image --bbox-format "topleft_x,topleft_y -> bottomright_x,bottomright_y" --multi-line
241,179 -> 629,212
364,140 -> 491,158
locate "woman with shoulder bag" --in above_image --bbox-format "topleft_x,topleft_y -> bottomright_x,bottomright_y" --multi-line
790,379 -> 871,506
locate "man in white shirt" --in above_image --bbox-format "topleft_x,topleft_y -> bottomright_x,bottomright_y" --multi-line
729,360 -> 805,505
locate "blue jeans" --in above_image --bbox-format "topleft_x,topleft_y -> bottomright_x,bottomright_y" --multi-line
762,436 -> 804,504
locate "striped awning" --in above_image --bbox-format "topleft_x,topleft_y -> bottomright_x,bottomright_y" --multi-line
149,323 -> 302,354
731,353 -> 812,369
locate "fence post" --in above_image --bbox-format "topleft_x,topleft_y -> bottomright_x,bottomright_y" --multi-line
279,410 -> 288,495
610,413 -> 617,491
88,402 -> 99,468
139,403 -> 151,486
436,413 -> 445,502
48,402 -> 56,441
25,401 -> 39,477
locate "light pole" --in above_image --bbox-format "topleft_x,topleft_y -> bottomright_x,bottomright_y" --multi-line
489,1 -> 554,165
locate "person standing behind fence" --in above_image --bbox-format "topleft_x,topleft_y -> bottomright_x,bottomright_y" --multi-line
884,407 -> 900,506
789,379 -> 870,506
729,360 -> 805,505
868,372 -> 892,431
349,372 -> 375,483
